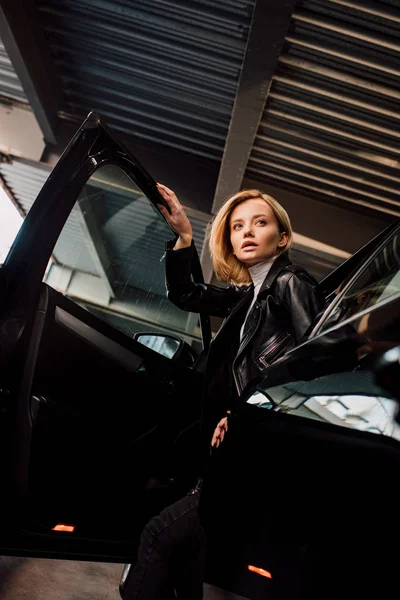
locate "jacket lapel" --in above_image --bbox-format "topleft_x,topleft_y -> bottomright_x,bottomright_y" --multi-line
210,285 -> 253,344
258,251 -> 292,297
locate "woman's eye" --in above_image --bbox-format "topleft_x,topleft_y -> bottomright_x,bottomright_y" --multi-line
256,219 -> 267,226
233,223 -> 242,230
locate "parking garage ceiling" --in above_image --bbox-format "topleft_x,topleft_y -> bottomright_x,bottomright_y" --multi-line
0,0 -> 399,282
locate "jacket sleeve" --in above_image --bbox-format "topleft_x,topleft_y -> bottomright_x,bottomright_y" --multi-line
164,240 -> 240,318
283,270 -> 325,344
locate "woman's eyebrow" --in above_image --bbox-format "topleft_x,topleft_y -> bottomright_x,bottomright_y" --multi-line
231,213 -> 268,224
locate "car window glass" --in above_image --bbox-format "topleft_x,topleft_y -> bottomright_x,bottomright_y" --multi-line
43,164 -> 205,352
249,284 -> 400,441
317,229 -> 400,334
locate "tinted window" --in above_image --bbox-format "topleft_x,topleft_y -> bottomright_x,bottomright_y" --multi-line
248,253 -> 400,441
317,228 -> 400,334
43,164 -> 206,350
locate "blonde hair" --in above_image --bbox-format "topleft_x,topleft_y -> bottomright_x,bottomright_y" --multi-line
208,189 -> 292,285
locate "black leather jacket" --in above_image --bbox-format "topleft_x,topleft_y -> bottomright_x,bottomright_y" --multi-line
165,242 -> 324,426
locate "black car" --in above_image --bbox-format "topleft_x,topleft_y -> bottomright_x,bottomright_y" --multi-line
1,112 -> 399,598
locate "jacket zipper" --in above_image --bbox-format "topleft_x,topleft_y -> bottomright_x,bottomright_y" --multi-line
256,331 -> 292,369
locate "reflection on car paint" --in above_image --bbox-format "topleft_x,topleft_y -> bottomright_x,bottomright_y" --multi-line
305,394 -> 400,439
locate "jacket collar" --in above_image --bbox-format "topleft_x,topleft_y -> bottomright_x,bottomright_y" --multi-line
258,251 -> 292,296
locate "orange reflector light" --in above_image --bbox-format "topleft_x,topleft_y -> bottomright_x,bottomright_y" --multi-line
52,524 -> 75,533
248,565 -> 272,579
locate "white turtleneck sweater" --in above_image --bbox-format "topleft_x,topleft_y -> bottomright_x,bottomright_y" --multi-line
239,259 -> 274,341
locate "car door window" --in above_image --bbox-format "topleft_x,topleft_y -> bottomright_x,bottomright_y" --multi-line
43,163 -> 203,351
315,229 -> 400,335
249,304 -> 400,441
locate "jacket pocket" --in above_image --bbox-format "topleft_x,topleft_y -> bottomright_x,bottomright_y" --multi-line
256,330 -> 293,369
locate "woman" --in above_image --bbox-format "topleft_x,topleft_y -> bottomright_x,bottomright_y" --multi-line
123,184 -> 323,599
159,183 -> 323,446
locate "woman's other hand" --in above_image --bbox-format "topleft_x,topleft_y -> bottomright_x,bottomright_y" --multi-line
156,183 -> 193,249
211,416 -> 229,448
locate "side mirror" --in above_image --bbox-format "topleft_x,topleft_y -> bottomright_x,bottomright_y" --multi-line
133,332 -> 198,367
374,346 -> 400,424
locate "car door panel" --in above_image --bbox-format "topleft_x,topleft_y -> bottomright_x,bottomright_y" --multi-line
17,282 -> 203,539
201,403 -> 400,597
54,306 -> 144,373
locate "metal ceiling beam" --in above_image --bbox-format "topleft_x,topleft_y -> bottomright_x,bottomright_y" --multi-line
0,0 -> 61,144
201,0 -> 299,281
211,0 -> 299,213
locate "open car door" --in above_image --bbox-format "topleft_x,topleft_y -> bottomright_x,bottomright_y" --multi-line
0,112 -> 211,562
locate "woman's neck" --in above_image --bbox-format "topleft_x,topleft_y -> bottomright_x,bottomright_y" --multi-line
248,259 -> 274,287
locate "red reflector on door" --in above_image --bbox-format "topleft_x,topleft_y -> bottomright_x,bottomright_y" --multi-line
248,565 -> 272,579
52,524 -> 75,533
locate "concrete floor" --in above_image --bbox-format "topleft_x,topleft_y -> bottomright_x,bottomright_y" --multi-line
0,556 -> 248,599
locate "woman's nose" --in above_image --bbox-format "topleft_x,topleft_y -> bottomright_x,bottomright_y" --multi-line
244,226 -> 254,237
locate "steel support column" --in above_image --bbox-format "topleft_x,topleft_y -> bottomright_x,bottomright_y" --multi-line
0,0 -> 61,144
202,0 -> 299,281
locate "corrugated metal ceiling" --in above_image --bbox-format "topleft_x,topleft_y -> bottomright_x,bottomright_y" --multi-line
0,158 -> 48,214
246,0 -> 400,219
35,0 -> 255,160
30,0 -> 400,219
0,36 -> 29,103
2,0 -> 399,223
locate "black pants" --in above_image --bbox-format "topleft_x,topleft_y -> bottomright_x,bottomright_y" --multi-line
123,488 -> 206,600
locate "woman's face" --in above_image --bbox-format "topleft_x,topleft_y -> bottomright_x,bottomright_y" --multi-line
229,198 -> 287,266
